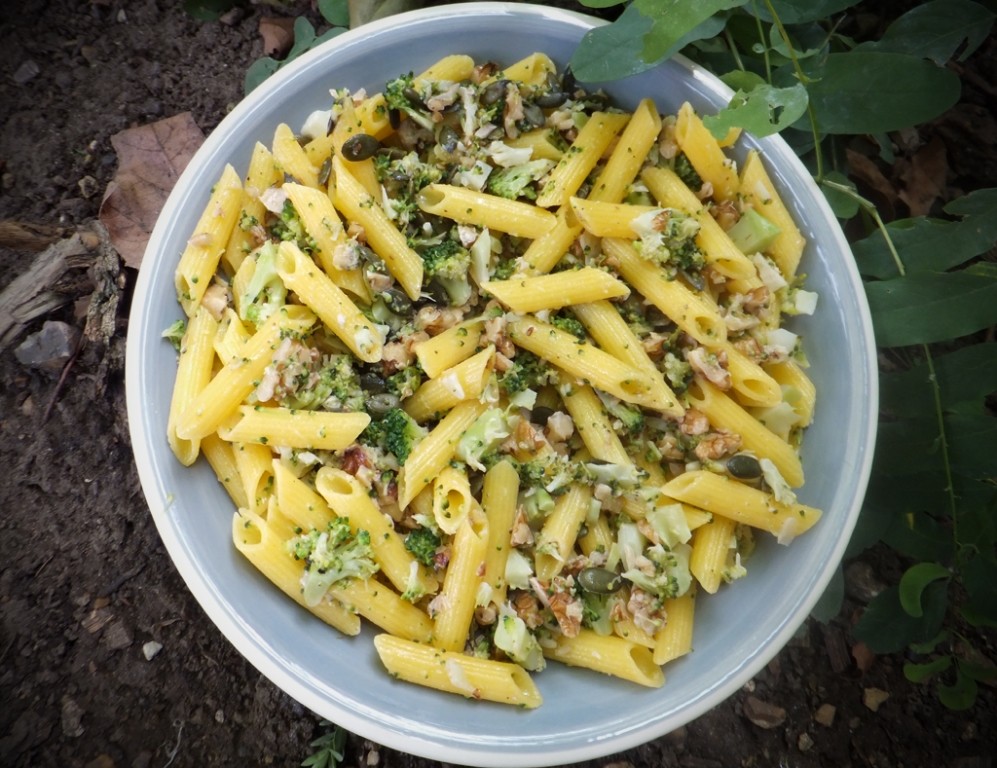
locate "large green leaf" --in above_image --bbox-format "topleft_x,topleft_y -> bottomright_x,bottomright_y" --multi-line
755,0 -> 861,24
854,583 -> 948,654
899,562 -> 951,617
884,508 -> 955,563
570,4 -> 656,81
858,0 -> 995,65
702,83 -> 809,138
873,419 -> 941,478
947,413 -> 997,479
852,188 -> 997,279
904,655 -> 952,683
961,550 -> 997,628
806,52 -> 960,134
634,0 -> 746,62
880,343 -> 997,419
864,270 -> 997,347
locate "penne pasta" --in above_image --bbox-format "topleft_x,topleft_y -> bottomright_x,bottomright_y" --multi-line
485,267 -> 629,314
543,630 -> 665,688
218,405 -> 370,452
167,306 -> 219,465
417,184 -> 557,239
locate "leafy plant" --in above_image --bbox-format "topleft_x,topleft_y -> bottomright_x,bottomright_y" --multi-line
244,0 -> 351,93
302,721 -> 347,768
572,0 -> 997,708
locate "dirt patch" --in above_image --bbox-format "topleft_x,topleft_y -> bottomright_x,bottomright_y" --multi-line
1,1 -> 994,767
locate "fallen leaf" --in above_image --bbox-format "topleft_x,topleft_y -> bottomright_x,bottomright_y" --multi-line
99,112 -> 204,269
846,147 -> 898,219
851,640 -> 876,673
742,695 -> 787,729
259,16 -> 294,57
898,136 -> 948,216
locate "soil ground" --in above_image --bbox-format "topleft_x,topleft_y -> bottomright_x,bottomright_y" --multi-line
0,1 -> 994,767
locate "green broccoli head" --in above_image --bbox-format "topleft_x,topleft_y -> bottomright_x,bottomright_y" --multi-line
403,525 -> 442,567
282,354 -> 365,412
287,517 -> 380,607
631,207 -> 706,276
421,238 -> 473,306
383,72 -> 435,131
486,159 -> 554,200
621,542 -> 692,603
673,152 -> 704,191
498,349 -> 555,395
240,241 -> 287,327
363,407 -> 428,464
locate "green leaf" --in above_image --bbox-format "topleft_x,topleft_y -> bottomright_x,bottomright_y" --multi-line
884,508 -> 956,563
947,412 -> 997,479
854,582 -> 948,654
570,4 -> 656,81
702,82 -> 809,138
811,565 -> 843,623
880,343 -> 997,419
245,57 -> 281,94
864,270 -> 997,347
904,655 -> 952,683
318,0 -> 350,27
858,0 -> 995,65
910,629 -> 949,655
960,548 -> 997,628
635,0 -> 746,63
756,0 -> 861,24
806,52 -> 960,134
873,419 -> 941,478
183,0 -> 238,22
938,665 -> 978,710
899,562 -> 950,617
820,172 -> 860,219
851,188 -> 997,279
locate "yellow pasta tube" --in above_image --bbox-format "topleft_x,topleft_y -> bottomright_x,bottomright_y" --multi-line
768,359 -> 816,427
330,97 -> 380,198
417,184 -> 557,239
201,432 -> 249,509
331,155 -> 424,300
280,183 -> 368,300
214,308 -> 251,366
505,129 -> 564,161
499,52 -> 556,85
720,342 -> 783,408
222,142 -> 281,275
572,300 -> 684,419
640,167 -> 758,285
685,379 -> 803,487
231,510 -> 361,636
398,399 -> 489,509
588,98 -> 662,204
316,468 -> 438,598
175,305 -> 316,441
508,314 -> 668,411
272,122 -> 319,188
272,460 -> 334,533
417,53 -> 476,84
543,630 -> 664,687
175,163 -> 243,316
605,238 -> 727,348
432,464 -> 477,536
404,346 -> 495,423
331,579 -> 434,643
674,102 -> 739,202
167,306 -> 219,465
219,405 -> 370,452
480,460 -> 520,604
433,509 -> 489,651
535,484 -> 593,581
232,440 -> 274,515
373,634 -> 542,708
559,382 -> 632,465
569,197 -> 658,238
740,150 -> 806,279
520,206 -> 583,275
275,241 -> 384,363
653,591 -> 695,664
413,318 -> 484,379
535,111 -> 631,208
662,470 -> 822,537
613,614 -> 657,648
486,267 -> 629,314
688,512 -> 737,594
578,513 -> 614,556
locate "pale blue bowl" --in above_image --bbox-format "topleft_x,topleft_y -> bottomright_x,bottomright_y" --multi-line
126,4 -> 878,765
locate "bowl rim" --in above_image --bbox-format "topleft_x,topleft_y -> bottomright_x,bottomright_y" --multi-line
125,3 -> 879,765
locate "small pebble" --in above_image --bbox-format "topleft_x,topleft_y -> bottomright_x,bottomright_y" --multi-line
14,320 -> 80,373
142,641 -> 163,660
215,708 -> 225,723
13,59 -> 40,85
814,703 -> 836,727
743,695 -> 787,729
863,687 -> 890,712
61,695 -> 85,738
797,732 -> 814,752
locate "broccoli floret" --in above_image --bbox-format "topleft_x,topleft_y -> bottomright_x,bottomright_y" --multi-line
240,241 -> 287,327
631,207 -> 706,276
363,407 -> 428,464
384,72 -> 436,131
595,391 -> 644,435
162,319 -> 186,352
282,354 -> 365,412
376,151 -> 443,231
493,612 -> 545,671
287,517 -> 380,607
271,200 -> 316,252
404,525 -> 442,567
673,152 -> 703,192
454,407 -> 510,471
386,366 -> 424,400
498,349 -> 555,395
621,542 -> 692,602
420,238 -> 473,306
549,311 -> 585,340
662,351 -> 693,393
486,159 -> 554,200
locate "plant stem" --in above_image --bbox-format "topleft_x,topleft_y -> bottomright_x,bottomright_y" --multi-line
821,179 -> 906,278
763,0 -> 824,180
750,1 -> 771,80
923,345 -> 960,546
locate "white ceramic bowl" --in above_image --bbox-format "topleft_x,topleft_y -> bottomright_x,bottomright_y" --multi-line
126,4 -> 878,765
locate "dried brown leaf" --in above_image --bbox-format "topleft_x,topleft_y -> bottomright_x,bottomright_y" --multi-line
898,136 -> 948,217
99,112 -> 204,269
846,148 -> 898,219
259,16 -> 294,57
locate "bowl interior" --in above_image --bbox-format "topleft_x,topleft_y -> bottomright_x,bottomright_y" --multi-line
126,4 -> 877,766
